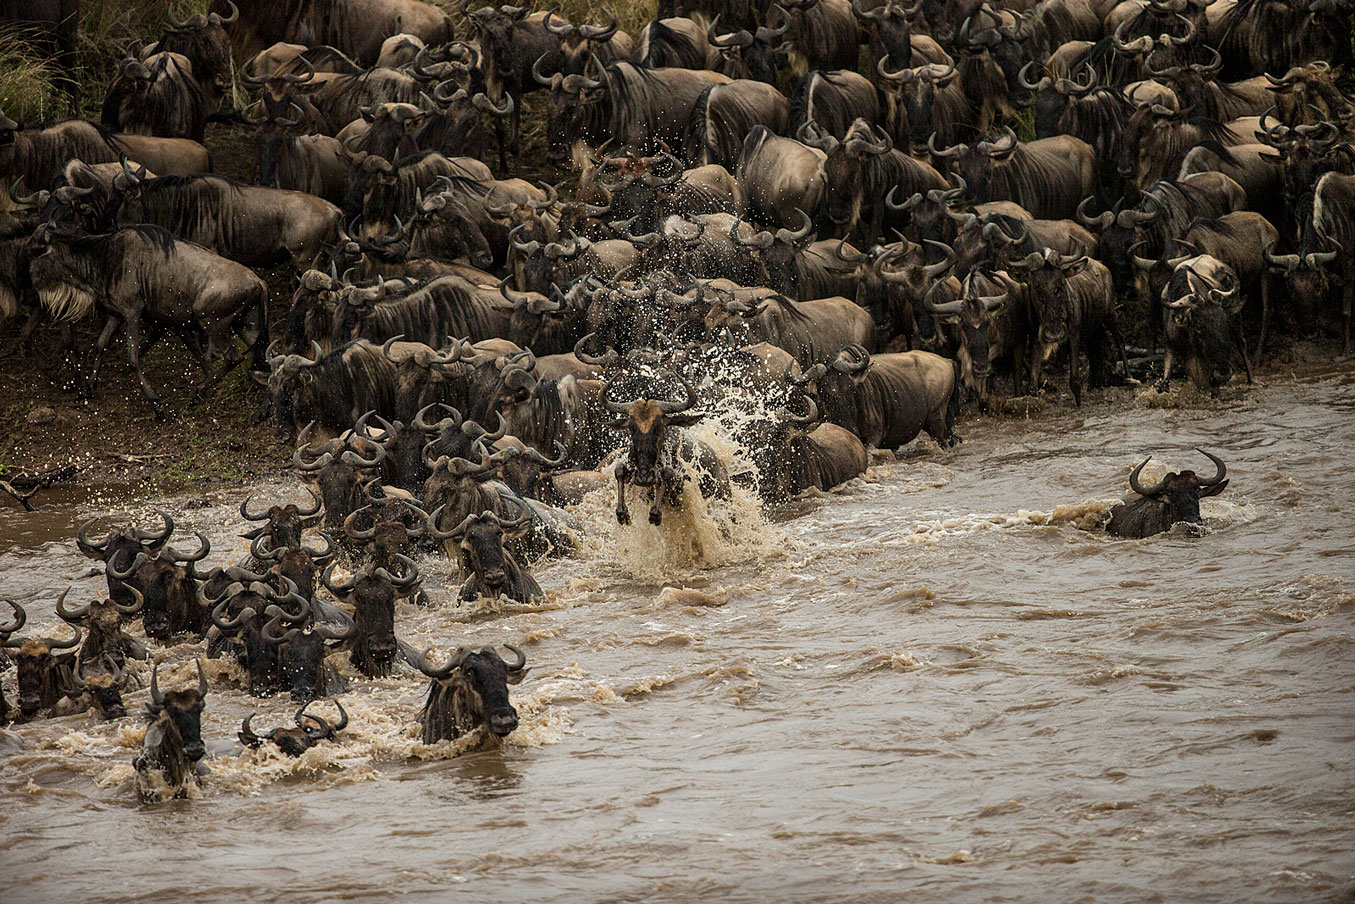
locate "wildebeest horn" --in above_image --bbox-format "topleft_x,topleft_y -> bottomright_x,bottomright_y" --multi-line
0,599 -> 26,635
1263,241 -> 1300,271
1195,449 -> 1226,486
1076,196 -> 1115,230
132,510 -> 174,544
1127,457 -> 1165,497
574,333 -> 619,367
580,7 -> 618,40
343,507 -> 378,541
106,550 -> 146,581
413,402 -> 462,433
149,661 -> 165,708
923,279 -> 963,315
775,208 -> 814,244
499,643 -> 527,671
780,394 -> 818,425
54,588 -> 90,622
833,237 -> 871,263
928,133 -> 965,158
922,240 -> 956,277
293,446 -> 334,473
240,494 -> 272,521
320,562 -> 356,597
341,441 -> 385,469
1018,61 -> 1051,92
416,645 -> 473,678
164,531 -> 211,565
78,518 -> 114,556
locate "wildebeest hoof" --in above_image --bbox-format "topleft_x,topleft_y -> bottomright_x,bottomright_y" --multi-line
616,507 -> 631,525
648,507 -> 663,526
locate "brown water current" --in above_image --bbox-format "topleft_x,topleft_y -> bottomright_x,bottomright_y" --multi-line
1,368 -> 1353,903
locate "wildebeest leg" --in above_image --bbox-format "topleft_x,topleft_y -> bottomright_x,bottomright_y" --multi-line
1069,334 -> 1083,406
80,315 -> 123,399
175,327 -> 213,378
1156,347 -> 1174,391
189,336 -> 245,407
495,118 -> 508,174
1257,273 -> 1271,359
1232,320 -> 1253,384
123,317 -> 166,419
614,465 -> 631,524
648,486 -> 663,526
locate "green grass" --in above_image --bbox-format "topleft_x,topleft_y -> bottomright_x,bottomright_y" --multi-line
0,30 -> 70,121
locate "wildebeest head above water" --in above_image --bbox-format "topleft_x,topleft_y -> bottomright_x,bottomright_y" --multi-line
416,643 -> 528,742
1106,450 -> 1230,538
239,697 -> 348,755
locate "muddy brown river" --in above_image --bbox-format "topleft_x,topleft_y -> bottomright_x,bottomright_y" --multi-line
1,368 -> 1352,903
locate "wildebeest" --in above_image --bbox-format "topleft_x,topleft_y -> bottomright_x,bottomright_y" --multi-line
780,0 -> 861,77
1106,451 -> 1229,538
134,659 -> 209,800
737,125 -> 828,227
102,163 -> 344,269
706,10 -> 788,85
686,81 -> 790,171
55,588 -> 148,671
105,531 -> 212,640
240,488 -> 324,553
795,345 -> 961,448
101,49 -> 207,142
761,397 -> 869,501
1158,254 -> 1250,395
798,118 -> 949,243
707,281 -> 876,369
76,510 -> 175,609
429,507 -> 544,605
605,375 -> 731,526
205,575 -> 310,696
465,7 -> 559,168
415,643 -> 528,743
240,698 -> 349,755
1011,249 -> 1126,405
0,115 -> 210,194
0,600 -> 23,723
930,128 -> 1096,221
212,0 -> 454,66
790,69 -> 878,140
261,340 -> 406,444
30,223 -> 268,418
1307,171 -> 1355,355
321,556 -> 420,677
154,3 -> 238,108
540,57 -> 730,164
3,622 -> 80,721
924,269 -> 1027,411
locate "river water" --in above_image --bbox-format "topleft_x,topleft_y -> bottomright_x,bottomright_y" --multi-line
1,366 -> 1352,903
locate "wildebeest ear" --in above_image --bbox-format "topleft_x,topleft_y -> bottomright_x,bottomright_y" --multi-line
609,417 -> 629,430
667,413 -> 703,428
143,723 -> 165,750
251,371 -> 270,385
1200,478 -> 1229,498
505,667 -> 529,685
298,371 -> 315,386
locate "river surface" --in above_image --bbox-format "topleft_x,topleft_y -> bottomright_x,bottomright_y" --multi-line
1,368 -> 1352,903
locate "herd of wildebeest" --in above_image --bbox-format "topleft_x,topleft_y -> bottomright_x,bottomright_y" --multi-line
0,0 -> 1341,797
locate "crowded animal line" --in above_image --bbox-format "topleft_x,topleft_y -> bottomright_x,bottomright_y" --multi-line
0,0 -> 1352,900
